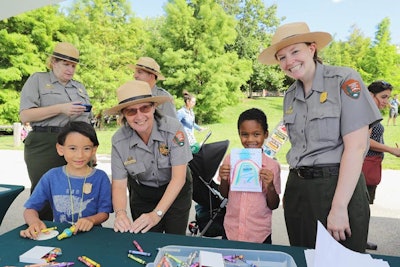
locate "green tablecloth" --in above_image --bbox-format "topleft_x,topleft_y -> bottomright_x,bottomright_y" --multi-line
0,222 -> 399,266
0,184 -> 24,225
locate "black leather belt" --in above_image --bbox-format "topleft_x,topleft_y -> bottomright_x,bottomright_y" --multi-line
290,164 -> 340,179
32,126 -> 62,133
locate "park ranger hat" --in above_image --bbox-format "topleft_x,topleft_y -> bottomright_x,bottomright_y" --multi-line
104,80 -> 171,115
128,57 -> 166,81
48,42 -> 80,64
258,22 -> 332,65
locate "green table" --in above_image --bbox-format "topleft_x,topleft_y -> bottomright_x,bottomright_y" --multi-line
0,222 -> 398,266
0,184 -> 24,225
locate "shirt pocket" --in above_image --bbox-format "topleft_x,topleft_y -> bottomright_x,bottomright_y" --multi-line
308,104 -> 340,142
39,88 -> 64,106
125,162 -> 146,179
157,155 -> 171,171
283,112 -> 296,140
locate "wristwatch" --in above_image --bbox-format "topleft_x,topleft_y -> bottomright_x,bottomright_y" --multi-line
155,209 -> 164,218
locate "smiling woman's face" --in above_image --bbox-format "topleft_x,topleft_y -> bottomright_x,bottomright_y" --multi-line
371,89 -> 392,110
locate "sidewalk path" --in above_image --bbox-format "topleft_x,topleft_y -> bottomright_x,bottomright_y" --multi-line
1,150 -> 399,256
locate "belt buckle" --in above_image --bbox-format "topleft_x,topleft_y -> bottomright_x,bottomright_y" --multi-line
297,168 -> 305,178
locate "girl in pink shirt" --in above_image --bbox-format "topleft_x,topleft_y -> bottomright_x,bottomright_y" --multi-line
219,108 -> 281,243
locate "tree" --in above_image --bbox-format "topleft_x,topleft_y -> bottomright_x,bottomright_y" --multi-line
159,0 -> 252,123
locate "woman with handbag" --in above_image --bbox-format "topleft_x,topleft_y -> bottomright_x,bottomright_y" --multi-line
363,81 -> 400,249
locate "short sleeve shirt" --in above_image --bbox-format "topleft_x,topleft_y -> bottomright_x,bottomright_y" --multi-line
152,85 -> 177,118
19,71 -> 91,127
223,153 -> 281,243
24,166 -> 112,224
283,63 -> 382,167
111,115 -> 193,187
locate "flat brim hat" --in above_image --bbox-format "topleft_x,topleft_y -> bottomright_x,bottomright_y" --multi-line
258,22 -> 332,65
104,80 -> 171,115
48,42 -> 80,64
128,57 -> 165,80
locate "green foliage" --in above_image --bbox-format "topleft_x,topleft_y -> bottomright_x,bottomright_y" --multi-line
0,89 -> 20,124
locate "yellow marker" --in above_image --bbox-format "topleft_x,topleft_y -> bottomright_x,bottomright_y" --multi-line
128,254 -> 146,265
82,256 -> 101,267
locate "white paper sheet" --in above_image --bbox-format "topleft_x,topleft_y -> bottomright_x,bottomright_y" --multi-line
305,221 -> 390,267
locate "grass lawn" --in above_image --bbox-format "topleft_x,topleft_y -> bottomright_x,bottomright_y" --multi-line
1,96 -> 399,169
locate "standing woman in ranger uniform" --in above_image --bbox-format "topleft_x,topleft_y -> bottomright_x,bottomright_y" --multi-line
105,80 -> 193,235
258,22 -> 382,252
20,42 -> 91,221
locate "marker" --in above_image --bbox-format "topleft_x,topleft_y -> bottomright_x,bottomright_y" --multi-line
133,240 -> 144,252
81,256 -> 100,267
128,250 -> 151,256
128,254 -> 147,265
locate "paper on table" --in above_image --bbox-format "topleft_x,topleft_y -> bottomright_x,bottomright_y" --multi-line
305,221 -> 390,267
199,250 -> 224,267
19,245 -> 56,263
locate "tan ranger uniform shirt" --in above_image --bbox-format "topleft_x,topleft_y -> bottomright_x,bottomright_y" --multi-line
19,71 -> 91,127
283,63 -> 382,168
111,115 -> 192,187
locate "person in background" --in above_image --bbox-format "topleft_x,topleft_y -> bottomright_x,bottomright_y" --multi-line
177,90 -> 206,147
129,57 -> 176,118
218,108 -> 281,243
19,42 -> 92,221
105,80 -> 193,235
363,81 -> 400,250
20,121 -> 112,239
387,94 -> 399,126
258,22 -> 382,252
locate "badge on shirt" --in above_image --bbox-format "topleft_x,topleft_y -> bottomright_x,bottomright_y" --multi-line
341,79 -> 361,99
45,84 -> 53,89
173,131 -> 185,147
83,183 -> 92,194
320,92 -> 328,103
285,106 -> 293,114
159,144 -> 169,156
124,156 -> 136,166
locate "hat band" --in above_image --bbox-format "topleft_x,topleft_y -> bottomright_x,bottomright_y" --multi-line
136,64 -> 159,74
119,94 -> 153,104
52,52 -> 79,63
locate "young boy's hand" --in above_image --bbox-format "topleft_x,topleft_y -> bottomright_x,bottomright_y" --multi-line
19,221 -> 46,239
219,164 -> 231,181
75,217 -> 94,232
260,168 -> 274,189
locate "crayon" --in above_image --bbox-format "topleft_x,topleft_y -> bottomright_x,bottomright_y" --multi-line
133,240 -> 144,252
128,254 -> 147,265
81,256 -> 100,267
128,250 -> 151,256
78,256 -> 94,267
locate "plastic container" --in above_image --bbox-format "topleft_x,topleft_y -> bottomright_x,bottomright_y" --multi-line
146,245 -> 297,267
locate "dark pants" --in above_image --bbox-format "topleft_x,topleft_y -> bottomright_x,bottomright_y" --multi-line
128,168 -> 193,235
284,170 -> 370,253
24,131 -> 66,221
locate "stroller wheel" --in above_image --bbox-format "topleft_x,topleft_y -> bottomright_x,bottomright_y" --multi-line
188,221 -> 199,235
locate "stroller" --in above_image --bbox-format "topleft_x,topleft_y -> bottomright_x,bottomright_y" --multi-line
188,132 -> 229,237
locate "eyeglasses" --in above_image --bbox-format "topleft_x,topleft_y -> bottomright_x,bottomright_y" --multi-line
123,104 -> 154,116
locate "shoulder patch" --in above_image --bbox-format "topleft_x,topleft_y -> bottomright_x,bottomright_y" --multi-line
173,131 -> 185,147
341,79 -> 361,99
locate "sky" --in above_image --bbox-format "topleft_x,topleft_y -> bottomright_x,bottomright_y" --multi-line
130,0 -> 400,45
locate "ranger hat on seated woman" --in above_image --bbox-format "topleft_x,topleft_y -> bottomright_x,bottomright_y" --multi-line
104,80 -> 171,115
258,22 -> 332,65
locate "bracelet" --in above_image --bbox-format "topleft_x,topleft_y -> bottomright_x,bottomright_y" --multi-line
115,209 -> 127,217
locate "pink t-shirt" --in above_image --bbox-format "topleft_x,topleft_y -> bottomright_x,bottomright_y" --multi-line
221,153 -> 281,243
